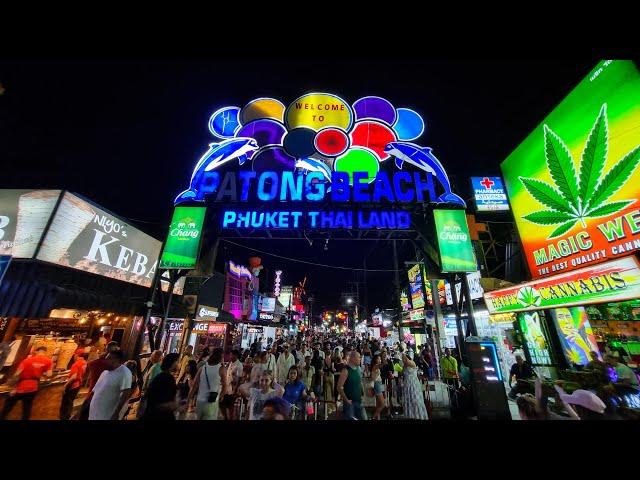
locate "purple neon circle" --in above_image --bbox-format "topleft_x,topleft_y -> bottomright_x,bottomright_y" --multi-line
352,96 -> 396,126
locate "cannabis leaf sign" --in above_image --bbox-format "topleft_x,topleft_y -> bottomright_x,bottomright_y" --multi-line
519,104 -> 640,239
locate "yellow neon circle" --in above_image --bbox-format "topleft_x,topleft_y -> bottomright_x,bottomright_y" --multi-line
285,93 -> 353,132
240,98 -> 285,124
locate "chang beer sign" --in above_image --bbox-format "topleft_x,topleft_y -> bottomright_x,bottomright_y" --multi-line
484,257 -> 640,314
160,206 -> 206,269
501,60 -> 640,279
433,209 -> 477,272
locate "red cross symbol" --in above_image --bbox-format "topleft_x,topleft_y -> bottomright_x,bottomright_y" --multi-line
480,177 -> 495,189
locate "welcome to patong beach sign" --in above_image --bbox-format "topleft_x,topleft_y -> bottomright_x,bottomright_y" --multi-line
174,94 -> 467,230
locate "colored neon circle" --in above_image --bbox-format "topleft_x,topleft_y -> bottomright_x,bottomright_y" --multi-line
236,119 -> 287,149
314,127 -> 350,157
283,127 -> 317,158
333,147 -> 380,185
240,98 -> 285,125
393,108 -> 425,141
349,120 -> 397,161
285,92 -> 353,132
208,106 -> 241,138
352,96 -> 396,126
251,146 -> 296,173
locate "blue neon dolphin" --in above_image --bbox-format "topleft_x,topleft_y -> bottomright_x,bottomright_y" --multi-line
384,142 -> 466,207
175,137 -> 259,204
295,158 -> 332,184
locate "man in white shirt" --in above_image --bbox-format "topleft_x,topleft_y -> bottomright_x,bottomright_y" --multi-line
265,345 -> 278,381
89,350 -> 133,420
221,349 -> 244,420
276,345 -> 296,386
607,354 -> 640,387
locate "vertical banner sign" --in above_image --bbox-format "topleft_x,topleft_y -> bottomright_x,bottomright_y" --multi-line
160,207 -> 206,269
433,209 -> 477,272
407,264 -> 425,309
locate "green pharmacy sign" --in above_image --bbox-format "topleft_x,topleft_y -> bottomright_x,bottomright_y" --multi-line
160,207 -> 206,269
433,209 -> 477,272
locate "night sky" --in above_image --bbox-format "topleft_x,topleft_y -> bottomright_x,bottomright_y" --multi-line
0,59 -> 599,312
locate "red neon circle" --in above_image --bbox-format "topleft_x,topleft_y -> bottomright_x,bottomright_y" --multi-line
314,128 -> 349,156
349,120 -> 397,160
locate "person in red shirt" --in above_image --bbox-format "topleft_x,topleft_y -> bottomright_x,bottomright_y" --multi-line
59,351 -> 88,420
1,346 -> 53,420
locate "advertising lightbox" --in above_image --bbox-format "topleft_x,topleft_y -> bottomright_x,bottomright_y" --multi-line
471,177 -> 509,211
549,306 -> 600,366
160,206 -> 206,269
433,209 -> 477,272
484,257 -> 640,314
501,60 -> 640,279
407,263 -> 425,309
260,296 -> 276,313
0,190 -> 61,258
36,192 -> 162,287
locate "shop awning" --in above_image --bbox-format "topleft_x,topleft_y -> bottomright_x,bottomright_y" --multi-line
0,260 -> 150,318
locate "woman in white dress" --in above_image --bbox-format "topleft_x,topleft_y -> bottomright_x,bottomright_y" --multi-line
401,350 -> 429,420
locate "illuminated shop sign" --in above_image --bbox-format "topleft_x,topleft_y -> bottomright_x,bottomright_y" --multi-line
259,312 -> 275,321
228,260 -> 253,280
501,60 -> 640,278
471,177 -> 509,212
160,206 -> 206,269
196,305 -> 219,321
175,94 -> 466,211
274,270 -> 282,297
484,257 -> 640,314
409,308 -> 425,322
433,209 -> 477,272
167,320 -> 184,333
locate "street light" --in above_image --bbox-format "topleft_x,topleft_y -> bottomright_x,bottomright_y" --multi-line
346,298 -> 353,304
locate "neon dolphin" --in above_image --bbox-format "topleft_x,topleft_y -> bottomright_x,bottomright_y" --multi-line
384,142 -> 466,207
295,158 -> 332,184
175,137 -> 259,204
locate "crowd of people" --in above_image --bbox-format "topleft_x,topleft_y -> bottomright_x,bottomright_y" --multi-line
4,326 -> 637,421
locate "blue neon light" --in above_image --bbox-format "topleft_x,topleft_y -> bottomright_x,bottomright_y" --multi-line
384,142 -> 466,207
209,106 -> 242,138
393,108 -> 425,141
480,342 -> 503,381
257,171 -> 278,201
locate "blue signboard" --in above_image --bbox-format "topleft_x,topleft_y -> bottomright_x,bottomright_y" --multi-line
471,176 -> 509,211
0,255 -> 11,286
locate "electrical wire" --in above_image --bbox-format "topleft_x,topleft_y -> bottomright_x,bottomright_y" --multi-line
221,239 -> 401,272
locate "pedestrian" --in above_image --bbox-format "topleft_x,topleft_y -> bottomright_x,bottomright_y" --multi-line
276,344 -> 296,386
220,349 -> 243,420
441,348 -> 459,390
142,353 -> 180,421
86,341 -> 120,391
189,348 -> 224,420
323,345 -> 336,415
142,350 -> 164,393
177,345 -> 194,382
266,344 -> 278,380
196,347 -> 210,369
362,343 -> 372,377
119,360 -> 139,420
370,354 -> 385,420
60,351 -> 88,420
239,371 -> 281,420
88,350 -> 133,420
1,346 -> 53,420
261,397 -> 291,420
400,350 -> 429,420
508,354 -> 536,399
283,366 -> 314,418
337,351 -> 367,420
176,359 -> 198,419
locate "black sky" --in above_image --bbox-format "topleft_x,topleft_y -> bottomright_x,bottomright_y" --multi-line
0,59 -> 599,311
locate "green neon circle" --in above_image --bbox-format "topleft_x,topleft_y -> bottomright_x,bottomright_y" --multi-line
334,147 -> 380,186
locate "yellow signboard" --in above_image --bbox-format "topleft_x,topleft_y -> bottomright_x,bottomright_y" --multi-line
285,93 -> 353,131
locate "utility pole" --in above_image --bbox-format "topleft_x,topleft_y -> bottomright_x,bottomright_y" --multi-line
392,240 -> 403,342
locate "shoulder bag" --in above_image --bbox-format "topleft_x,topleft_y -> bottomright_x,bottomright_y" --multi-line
204,365 -> 218,403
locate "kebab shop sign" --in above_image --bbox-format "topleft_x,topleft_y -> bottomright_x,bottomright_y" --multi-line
36,192 -> 162,287
484,257 -> 640,314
